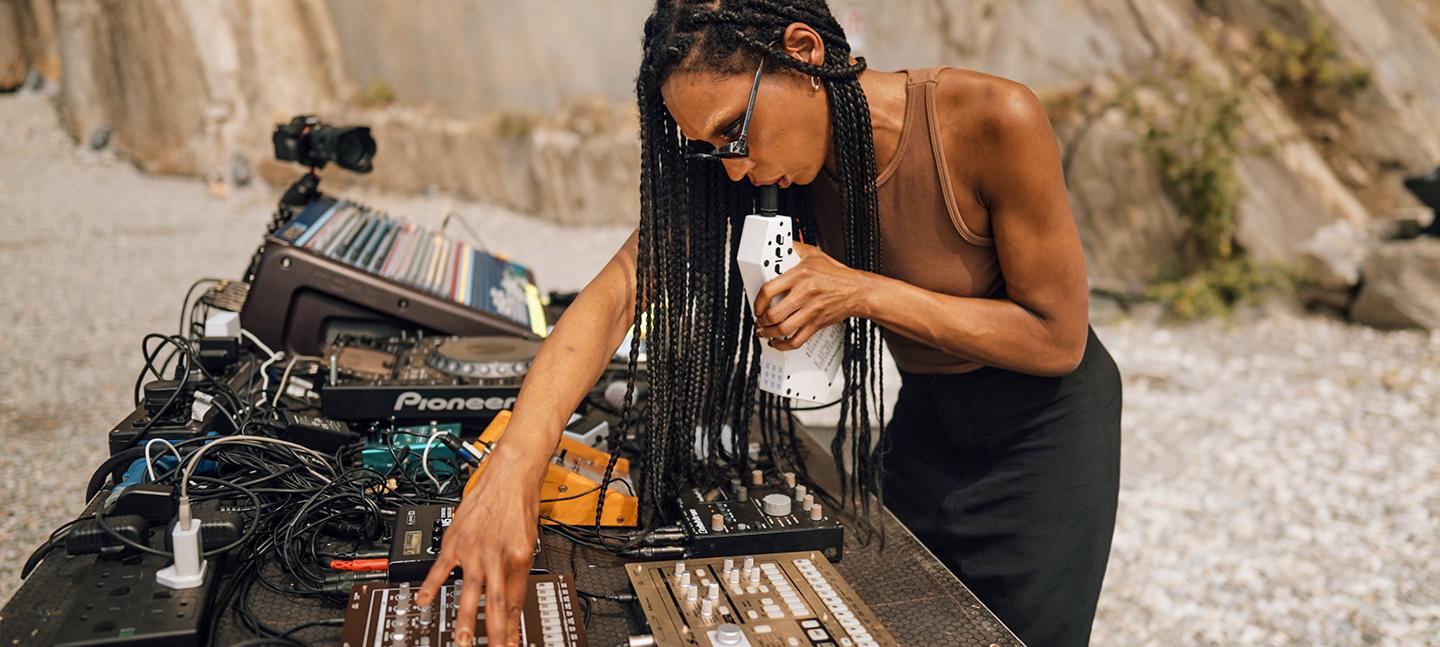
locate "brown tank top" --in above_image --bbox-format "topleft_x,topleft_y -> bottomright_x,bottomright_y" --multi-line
812,67 -> 1004,374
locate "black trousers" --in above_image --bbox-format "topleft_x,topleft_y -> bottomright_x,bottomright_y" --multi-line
882,327 -> 1122,647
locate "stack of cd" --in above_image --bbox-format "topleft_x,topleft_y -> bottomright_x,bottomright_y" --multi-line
273,198 -> 541,334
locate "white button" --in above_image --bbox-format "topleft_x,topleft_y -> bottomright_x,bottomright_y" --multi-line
807,628 -> 830,640
754,625 -> 772,634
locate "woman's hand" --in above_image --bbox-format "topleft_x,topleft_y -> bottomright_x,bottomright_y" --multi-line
415,452 -> 542,647
753,241 -> 872,350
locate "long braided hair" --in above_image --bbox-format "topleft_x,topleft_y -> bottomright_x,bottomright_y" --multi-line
611,0 -> 886,529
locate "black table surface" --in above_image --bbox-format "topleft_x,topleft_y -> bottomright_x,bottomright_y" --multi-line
0,436 -> 1023,647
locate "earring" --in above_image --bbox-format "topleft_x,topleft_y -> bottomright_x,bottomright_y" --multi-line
811,75 -> 821,90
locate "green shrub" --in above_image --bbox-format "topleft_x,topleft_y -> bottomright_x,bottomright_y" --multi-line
1132,68 -> 1245,265
357,80 -> 397,108
1145,257 -> 1291,319
1256,12 -> 1372,116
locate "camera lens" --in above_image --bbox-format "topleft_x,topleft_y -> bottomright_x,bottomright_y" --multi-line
327,127 -> 377,173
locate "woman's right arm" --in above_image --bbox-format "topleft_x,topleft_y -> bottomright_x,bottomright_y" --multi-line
415,227 -> 640,647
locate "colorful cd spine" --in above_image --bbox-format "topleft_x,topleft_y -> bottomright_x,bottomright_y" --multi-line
281,199 -> 543,334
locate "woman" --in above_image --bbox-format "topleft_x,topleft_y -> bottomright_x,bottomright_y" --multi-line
417,2 -> 1122,646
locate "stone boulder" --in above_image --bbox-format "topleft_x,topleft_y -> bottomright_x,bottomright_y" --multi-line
1230,80 -> 1372,263
1350,238 -> 1440,329
1063,107 -> 1188,295
0,0 -> 24,90
1296,219 -> 1371,290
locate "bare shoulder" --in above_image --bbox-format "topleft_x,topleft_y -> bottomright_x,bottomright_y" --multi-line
932,67 -> 1051,146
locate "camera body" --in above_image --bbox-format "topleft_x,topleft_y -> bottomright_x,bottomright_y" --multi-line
272,115 -> 376,173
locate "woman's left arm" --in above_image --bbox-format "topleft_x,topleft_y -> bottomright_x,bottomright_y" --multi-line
755,81 -> 1089,377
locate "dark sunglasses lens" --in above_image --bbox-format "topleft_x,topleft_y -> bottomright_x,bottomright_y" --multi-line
683,141 -> 747,161
713,142 -> 747,158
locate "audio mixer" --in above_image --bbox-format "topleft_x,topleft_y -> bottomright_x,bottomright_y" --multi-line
627,551 -> 896,647
677,470 -> 844,562
340,576 -> 586,647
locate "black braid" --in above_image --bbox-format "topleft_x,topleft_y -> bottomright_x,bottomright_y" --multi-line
610,0 -> 888,529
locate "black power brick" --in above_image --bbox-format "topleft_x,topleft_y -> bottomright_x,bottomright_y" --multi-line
281,411 -> 359,453
65,515 -> 151,557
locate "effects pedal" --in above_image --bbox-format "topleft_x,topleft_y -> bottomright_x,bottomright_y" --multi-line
677,471 -> 843,562
388,504 -> 546,583
626,551 -> 896,647
340,576 -> 586,647
736,186 -> 843,402
464,412 -> 638,527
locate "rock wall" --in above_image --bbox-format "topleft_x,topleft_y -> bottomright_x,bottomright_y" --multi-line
323,0 -> 650,113
19,0 -> 1440,301
0,1 -> 23,91
0,0 -> 60,90
53,0 -> 350,178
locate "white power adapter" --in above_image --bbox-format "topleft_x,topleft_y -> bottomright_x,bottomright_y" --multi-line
736,187 -> 844,403
204,310 -> 241,338
156,499 -> 207,589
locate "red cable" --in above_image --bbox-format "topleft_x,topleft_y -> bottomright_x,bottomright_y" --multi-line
329,558 -> 389,572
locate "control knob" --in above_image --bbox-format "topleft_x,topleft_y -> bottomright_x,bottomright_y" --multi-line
761,493 -> 792,517
714,623 -> 747,646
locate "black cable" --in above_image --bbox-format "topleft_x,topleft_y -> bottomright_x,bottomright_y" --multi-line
188,475 -> 264,557
277,618 -> 344,638
224,638 -> 305,647
19,512 -> 82,579
84,447 -> 147,503
577,589 -> 637,603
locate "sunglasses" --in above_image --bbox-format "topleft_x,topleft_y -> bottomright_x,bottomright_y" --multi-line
685,57 -> 765,161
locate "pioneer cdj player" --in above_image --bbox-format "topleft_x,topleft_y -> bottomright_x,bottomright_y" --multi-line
322,334 -> 541,425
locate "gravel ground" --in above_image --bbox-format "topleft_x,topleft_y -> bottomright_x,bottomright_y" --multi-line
2,91 -> 1438,645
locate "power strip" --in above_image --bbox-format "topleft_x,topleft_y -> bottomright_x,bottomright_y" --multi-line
52,552 -> 221,647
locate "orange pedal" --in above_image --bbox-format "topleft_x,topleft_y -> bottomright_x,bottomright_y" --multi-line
465,411 -> 638,527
